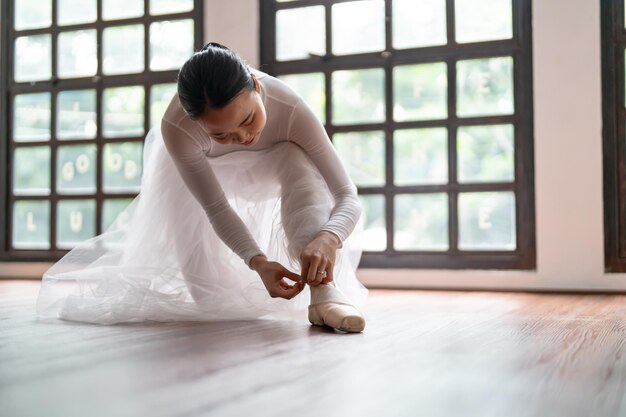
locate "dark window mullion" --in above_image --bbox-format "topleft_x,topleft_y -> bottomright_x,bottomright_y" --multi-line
602,0 -> 623,271
325,70 -> 332,134
447,54 -> 459,254
446,0 -> 457,47
515,0 -> 536,266
2,0 -> 12,254
93,0 -> 104,240
383,0 -> 395,254
268,41 -> 522,75
618,0 -> 625,260
385,63 -> 394,255
47,0 -> 59,250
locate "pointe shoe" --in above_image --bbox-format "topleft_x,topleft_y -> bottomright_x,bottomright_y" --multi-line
308,301 -> 366,333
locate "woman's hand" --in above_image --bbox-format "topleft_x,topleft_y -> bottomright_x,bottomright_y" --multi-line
300,231 -> 341,286
250,255 -> 305,299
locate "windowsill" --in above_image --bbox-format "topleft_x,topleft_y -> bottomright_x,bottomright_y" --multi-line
0,262 -> 54,279
2,261 -> 626,293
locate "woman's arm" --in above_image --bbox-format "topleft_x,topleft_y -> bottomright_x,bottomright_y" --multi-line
160,119 -> 266,268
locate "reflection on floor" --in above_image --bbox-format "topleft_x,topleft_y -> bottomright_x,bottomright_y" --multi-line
1,280 -> 625,417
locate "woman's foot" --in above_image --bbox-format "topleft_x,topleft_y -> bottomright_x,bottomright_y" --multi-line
308,282 -> 365,333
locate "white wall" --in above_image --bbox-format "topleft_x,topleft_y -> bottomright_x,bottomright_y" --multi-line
2,0 -> 626,292
204,0 -> 259,68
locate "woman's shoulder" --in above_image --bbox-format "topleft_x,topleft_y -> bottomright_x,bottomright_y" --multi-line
160,93 -> 208,152
251,68 -> 301,108
162,92 -> 187,126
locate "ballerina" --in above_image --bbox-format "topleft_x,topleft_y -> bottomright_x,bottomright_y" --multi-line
36,42 -> 368,332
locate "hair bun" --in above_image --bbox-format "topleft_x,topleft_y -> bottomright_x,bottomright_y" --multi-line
200,42 -> 229,52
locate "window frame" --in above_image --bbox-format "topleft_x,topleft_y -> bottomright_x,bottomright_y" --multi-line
602,0 -> 626,272
260,0 -> 536,269
0,0 -> 204,262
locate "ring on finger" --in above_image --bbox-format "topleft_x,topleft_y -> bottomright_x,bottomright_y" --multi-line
316,270 -> 327,277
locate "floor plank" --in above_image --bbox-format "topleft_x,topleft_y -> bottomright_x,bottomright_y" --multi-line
1,280 -> 625,417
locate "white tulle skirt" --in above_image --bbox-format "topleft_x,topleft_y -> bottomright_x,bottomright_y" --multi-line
36,127 -> 369,325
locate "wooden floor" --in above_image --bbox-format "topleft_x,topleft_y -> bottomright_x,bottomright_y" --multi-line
1,280 -> 625,417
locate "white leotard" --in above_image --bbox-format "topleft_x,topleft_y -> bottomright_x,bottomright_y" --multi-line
160,68 -> 361,268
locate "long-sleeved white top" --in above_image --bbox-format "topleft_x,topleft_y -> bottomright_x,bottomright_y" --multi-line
160,68 -> 361,268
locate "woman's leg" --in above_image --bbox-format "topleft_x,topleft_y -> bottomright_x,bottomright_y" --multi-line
276,143 -> 365,332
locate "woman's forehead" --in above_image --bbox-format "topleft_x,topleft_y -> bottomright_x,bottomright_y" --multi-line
200,92 -> 253,132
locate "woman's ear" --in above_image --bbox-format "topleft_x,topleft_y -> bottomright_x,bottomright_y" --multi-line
252,73 -> 261,93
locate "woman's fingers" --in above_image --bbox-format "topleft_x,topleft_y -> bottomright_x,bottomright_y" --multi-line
300,257 -> 311,285
276,279 -> 304,299
321,266 -> 334,284
282,268 -> 303,284
311,260 -> 329,286
272,267 -> 305,299
303,252 -> 324,284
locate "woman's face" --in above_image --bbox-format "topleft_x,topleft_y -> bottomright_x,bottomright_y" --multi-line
196,87 -> 266,146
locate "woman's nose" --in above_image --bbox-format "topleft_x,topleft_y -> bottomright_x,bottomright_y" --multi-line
236,131 -> 252,143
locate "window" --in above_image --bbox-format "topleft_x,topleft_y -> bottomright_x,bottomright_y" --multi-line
261,0 -> 536,269
0,0 -> 203,261
602,0 -> 626,272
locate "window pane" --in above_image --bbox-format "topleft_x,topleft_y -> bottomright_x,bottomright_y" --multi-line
458,124 -> 515,183
393,0 -> 447,49
102,199 -> 133,231
13,147 -> 51,196
332,68 -> 385,125
150,84 -> 177,128
102,0 -> 144,20
14,0 -> 51,30
276,6 -> 325,61
455,0 -> 513,43
278,73 -> 326,123
103,25 -> 144,75
150,20 -> 194,71
150,0 -> 193,15
457,56 -> 514,117
333,131 -> 385,187
57,90 -> 97,140
458,191 -> 516,250
14,35 -> 51,82
394,193 -> 449,251
56,199 -> 96,249
13,93 -> 51,142
393,62 -> 448,122
58,0 -> 97,26
57,145 -> 97,194
58,30 -> 98,79
103,142 -> 143,193
103,86 -> 145,137
13,146 -> 50,195
394,128 -> 448,186
359,195 -> 386,251
12,200 -> 50,249
332,0 -> 385,56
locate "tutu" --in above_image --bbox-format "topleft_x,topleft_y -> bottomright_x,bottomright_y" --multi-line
36,126 -> 369,324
